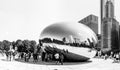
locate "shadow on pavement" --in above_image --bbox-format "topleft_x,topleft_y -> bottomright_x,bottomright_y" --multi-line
15,58 -> 92,65
1,59 -> 8,61
1,58 -> 13,62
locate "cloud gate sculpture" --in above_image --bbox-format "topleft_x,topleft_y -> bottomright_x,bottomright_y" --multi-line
40,22 -> 98,62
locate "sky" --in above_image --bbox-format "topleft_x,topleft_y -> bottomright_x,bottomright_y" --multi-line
0,0 -> 120,43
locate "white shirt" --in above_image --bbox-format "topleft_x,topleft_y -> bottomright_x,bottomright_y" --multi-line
54,53 -> 59,59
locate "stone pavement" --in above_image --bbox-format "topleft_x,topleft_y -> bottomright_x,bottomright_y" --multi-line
0,54 -> 120,70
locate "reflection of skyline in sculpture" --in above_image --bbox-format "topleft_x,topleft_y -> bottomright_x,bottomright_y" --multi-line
68,35 -> 74,43
40,22 -> 98,45
63,35 -> 93,46
64,35 -> 81,44
101,0 -> 120,52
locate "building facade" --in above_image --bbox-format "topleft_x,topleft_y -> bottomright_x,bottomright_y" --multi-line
101,0 -> 119,52
79,14 -> 98,34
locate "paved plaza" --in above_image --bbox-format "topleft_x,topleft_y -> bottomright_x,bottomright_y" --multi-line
0,54 -> 120,70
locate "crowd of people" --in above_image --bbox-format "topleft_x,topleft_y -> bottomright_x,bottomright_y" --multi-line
2,39 -> 120,65
1,42 -> 65,65
94,50 -> 120,63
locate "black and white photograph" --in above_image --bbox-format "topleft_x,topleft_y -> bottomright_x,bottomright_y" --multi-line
0,0 -> 120,70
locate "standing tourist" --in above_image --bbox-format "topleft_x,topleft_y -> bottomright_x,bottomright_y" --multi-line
11,49 -> 15,60
5,51 -> 9,61
33,50 -> 38,62
59,53 -> 64,65
104,54 -> 108,60
109,51 -> 114,59
116,53 -> 119,62
41,44 -> 46,61
54,52 -> 60,64
8,44 -> 13,61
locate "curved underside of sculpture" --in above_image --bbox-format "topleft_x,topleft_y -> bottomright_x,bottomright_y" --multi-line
44,46 -> 90,62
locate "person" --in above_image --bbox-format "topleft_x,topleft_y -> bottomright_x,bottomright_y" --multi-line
41,43 -> 46,61
41,47 -> 46,61
104,54 -> 108,60
116,53 -> 119,62
59,53 -> 64,65
47,54 -> 53,61
8,44 -> 13,61
113,53 -> 119,63
24,52 -> 27,62
45,53 -> 50,62
12,49 -> 16,60
54,53 -> 60,64
21,52 -> 24,59
28,52 -> 31,60
94,50 -> 99,58
5,51 -> 9,61
119,52 -> 120,61
109,51 -> 114,59
24,52 -> 30,62
8,50 -> 12,61
113,54 -> 116,63
33,52 -> 38,62
98,50 -> 102,58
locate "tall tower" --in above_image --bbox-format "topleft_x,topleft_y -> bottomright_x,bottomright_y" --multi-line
105,0 -> 114,18
101,0 -> 114,19
101,0 -> 119,52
